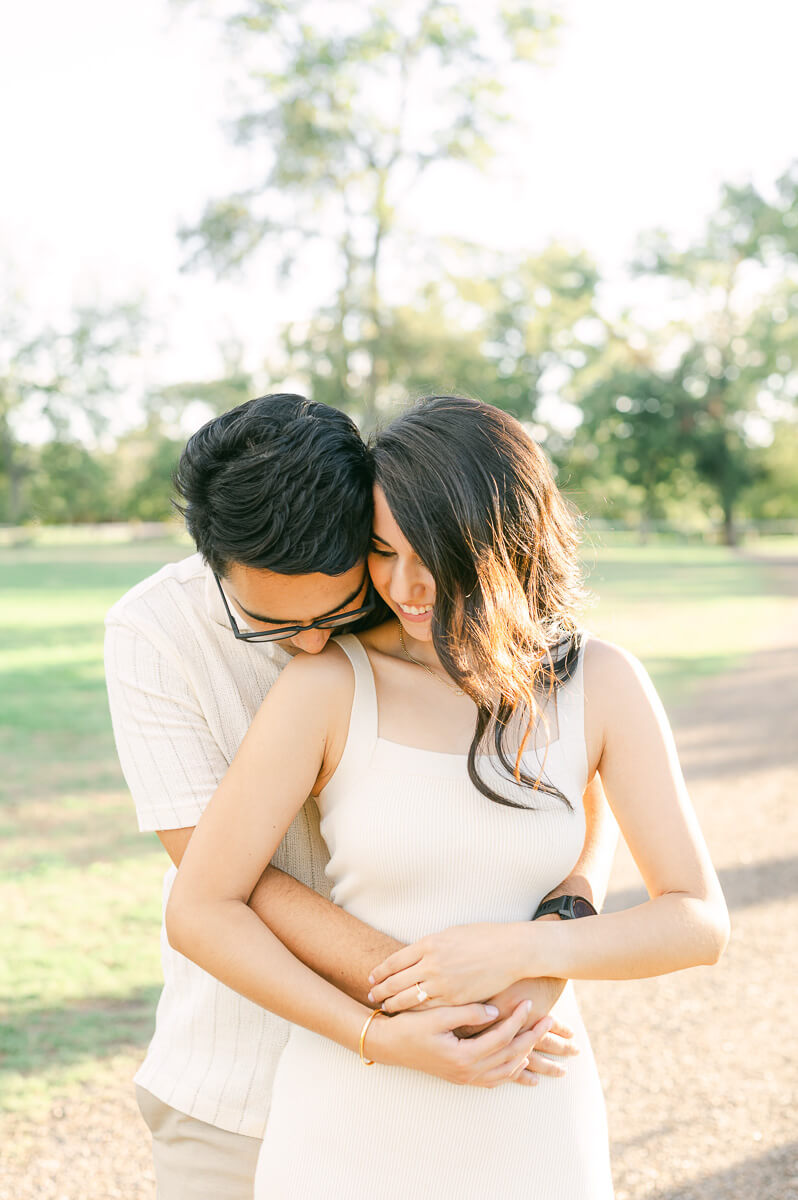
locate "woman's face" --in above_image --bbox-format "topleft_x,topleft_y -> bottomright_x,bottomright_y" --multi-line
368,484 -> 436,642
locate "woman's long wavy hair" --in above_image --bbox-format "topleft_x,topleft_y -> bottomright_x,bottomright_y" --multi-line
369,395 -> 588,810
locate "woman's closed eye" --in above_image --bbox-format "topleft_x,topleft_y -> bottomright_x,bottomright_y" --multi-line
369,541 -> 395,558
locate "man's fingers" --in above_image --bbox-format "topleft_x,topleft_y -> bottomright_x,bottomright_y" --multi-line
546,1017 -> 575,1040
533,1032 -> 580,1058
524,1051 -> 567,1078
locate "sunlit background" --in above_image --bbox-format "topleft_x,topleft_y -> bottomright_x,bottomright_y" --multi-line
1,0 -> 797,537
1,4 -> 797,1199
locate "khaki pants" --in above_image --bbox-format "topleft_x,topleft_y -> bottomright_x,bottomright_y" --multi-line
136,1085 -> 261,1200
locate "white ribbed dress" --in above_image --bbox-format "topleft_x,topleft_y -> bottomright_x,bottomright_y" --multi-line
255,635 -> 614,1199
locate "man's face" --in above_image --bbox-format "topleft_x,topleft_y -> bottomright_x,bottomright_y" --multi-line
220,560 -> 369,654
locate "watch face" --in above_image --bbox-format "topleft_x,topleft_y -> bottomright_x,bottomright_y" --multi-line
572,898 -> 597,919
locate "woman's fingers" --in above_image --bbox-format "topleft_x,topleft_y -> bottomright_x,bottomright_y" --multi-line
368,964 -> 429,1006
368,944 -> 423,988
468,1025 -> 554,1087
377,983 -> 430,1014
463,1003 -> 547,1058
435,1003 -> 501,1032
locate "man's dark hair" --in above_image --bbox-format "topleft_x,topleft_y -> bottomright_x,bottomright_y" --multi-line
174,394 -> 372,576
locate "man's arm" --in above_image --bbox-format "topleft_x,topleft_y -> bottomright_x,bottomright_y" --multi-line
111,611 -> 614,1021
159,828 -> 398,1006
159,771 -> 617,1013
104,611 -> 401,1008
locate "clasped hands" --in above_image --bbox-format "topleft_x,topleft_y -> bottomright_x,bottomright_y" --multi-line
367,921 -> 577,1079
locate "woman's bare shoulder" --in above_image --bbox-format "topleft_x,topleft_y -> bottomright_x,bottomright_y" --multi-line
583,635 -> 664,721
278,638 -> 356,692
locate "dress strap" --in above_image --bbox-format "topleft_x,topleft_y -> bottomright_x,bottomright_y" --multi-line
554,633 -> 589,779
332,634 -> 379,772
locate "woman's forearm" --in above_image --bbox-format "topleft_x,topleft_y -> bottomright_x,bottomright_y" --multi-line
519,892 -> 730,982
167,892 -> 371,1051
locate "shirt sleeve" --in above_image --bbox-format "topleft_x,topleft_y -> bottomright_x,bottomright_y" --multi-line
104,617 -> 230,833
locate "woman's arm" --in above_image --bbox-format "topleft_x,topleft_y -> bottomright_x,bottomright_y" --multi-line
165,646 -> 550,1086
368,641 -> 729,1007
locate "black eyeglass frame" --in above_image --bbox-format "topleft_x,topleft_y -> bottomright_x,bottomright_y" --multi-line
213,571 -> 375,643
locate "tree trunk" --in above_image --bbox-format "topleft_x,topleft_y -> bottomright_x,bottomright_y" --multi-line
721,499 -> 737,546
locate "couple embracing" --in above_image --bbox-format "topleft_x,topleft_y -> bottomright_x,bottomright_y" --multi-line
105,392 -> 728,1199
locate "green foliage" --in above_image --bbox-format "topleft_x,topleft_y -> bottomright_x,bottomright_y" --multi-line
630,169 -> 798,542
28,441 -> 115,525
180,0 -> 560,425
0,302 -> 145,524
119,435 -> 184,522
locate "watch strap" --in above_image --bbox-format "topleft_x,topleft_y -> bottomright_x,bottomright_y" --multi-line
533,895 -> 598,920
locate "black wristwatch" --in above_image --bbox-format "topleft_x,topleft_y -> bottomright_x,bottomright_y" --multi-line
533,895 -> 598,921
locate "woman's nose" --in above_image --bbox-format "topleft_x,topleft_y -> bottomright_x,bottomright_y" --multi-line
391,558 -> 432,600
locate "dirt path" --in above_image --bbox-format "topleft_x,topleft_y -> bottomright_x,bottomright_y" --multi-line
3,565 -> 796,1199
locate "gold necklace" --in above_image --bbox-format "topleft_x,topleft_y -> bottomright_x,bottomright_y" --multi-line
398,625 -> 466,697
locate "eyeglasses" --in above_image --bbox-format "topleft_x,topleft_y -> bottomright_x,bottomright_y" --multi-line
213,571 -> 375,643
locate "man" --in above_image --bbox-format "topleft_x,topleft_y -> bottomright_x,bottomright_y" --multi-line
105,393 -> 616,1199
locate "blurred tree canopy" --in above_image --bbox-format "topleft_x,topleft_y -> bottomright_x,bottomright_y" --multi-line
179,0 -> 560,426
1,5 -> 796,541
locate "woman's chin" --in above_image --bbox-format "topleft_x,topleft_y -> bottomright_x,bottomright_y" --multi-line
395,610 -> 434,639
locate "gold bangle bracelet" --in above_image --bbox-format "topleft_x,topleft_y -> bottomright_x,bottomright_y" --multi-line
359,1008 -> 385,1065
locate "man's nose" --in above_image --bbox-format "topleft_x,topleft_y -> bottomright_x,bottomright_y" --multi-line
289,627 -> 332,655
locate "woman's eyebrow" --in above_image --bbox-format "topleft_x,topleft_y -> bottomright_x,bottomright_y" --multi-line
370,533 -> 392,546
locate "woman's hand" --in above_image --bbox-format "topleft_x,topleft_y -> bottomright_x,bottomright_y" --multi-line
459,977 -> 579,1082
366,999 -> 554,1089
367,922 -> 530,1011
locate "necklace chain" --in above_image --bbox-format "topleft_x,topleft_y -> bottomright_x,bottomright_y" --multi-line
398,625 -> 465,697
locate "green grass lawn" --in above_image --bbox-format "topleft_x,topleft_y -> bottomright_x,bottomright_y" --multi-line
0,528 -> 794,1115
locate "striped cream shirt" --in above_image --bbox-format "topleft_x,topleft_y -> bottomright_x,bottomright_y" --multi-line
104,552 -> 332,1137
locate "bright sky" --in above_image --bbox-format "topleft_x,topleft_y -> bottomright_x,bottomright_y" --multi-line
1,0 -> 796,419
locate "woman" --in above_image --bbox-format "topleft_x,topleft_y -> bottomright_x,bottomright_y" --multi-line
167,395 -> 729,1198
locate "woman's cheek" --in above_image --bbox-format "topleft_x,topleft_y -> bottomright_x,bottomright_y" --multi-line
367,553 -> 392,604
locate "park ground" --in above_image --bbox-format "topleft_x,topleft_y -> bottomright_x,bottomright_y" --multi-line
0,529 -> 796,1199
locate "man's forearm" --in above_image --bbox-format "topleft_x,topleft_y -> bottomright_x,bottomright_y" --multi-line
247,775 -> 617,1006
249,867 -> 401,1005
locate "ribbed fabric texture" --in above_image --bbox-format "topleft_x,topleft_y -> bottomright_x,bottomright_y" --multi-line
256,635 -> 614,1199
104,554 -> 331,1137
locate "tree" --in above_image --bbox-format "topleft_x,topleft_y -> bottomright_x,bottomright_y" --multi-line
179,0 -> 560,425
28,440 -> 115,524
631,165 -> 798,543
0,302 -> 145,524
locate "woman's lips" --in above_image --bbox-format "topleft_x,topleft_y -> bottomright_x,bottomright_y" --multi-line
395,601 -> 433,623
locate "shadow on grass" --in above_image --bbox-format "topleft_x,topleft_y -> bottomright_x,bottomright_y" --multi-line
604,853 -> 798,914
646,1139 -> 798,1200
0,984 -> 161,1082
